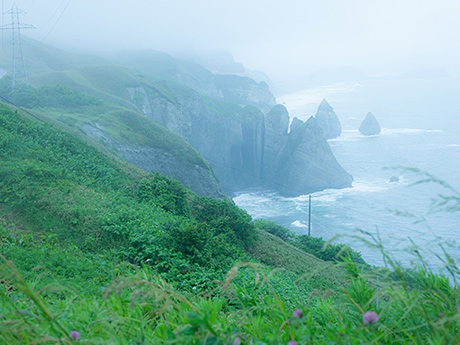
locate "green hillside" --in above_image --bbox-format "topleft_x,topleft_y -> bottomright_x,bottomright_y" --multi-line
1,103 -> 459,344
0,76 -> 209,171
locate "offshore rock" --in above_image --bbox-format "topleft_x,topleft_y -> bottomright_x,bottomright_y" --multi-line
359,112 -> 381,135
314,99 -> 342,139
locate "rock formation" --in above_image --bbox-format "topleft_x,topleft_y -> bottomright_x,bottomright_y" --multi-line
359,112 -> 381,135
128,86 -> 353,196
272,117 -> 353,196
81,122 -> 227,199
314,99 -> 342,139
13,39 -> 353,198
389,176 -> 399,183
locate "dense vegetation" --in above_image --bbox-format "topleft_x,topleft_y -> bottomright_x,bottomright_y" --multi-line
1,104 -> 459,344
254,219 -> 366,264
0,77 -> 102,109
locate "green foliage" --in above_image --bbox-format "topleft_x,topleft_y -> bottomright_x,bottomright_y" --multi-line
202,96 -> 243,118
1,101 -> 459,344
255,219 -> 365,264
0,104 -> 256,282
0,77 -> 102,109
294,234 -> 366,264
254,219 -> 295,241
1,250 -> 459,344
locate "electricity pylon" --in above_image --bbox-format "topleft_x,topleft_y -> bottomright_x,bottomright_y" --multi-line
0,2 -> 34,89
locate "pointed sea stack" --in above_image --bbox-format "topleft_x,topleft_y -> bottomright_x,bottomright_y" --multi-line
359,112 -> 381,135
314,98 -> 342,139
274,116 -> 353,196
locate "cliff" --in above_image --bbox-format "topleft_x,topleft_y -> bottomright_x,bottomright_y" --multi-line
273,117 -> 353,196
116,50 -> 276,113
1,39 -> 352,198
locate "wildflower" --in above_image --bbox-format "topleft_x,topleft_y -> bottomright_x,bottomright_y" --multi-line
439,313 -> 444,319
293,309 -> 303,319
70,330 -> 80,340
362,311 -> 379,325
231,334 -> 241,345
288,341 -> 298,345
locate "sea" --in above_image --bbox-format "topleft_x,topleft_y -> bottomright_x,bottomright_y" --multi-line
234,76 -> 460,269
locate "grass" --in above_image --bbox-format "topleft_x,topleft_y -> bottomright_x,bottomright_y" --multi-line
0,85 -> 459,343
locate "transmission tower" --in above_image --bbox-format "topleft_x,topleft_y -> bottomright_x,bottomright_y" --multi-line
0,2 -> 34,89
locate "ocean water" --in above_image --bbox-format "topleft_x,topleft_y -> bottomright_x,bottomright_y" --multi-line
234,77 -> 460,268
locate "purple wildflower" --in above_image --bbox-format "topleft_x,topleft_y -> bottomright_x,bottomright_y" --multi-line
288,341 -> 298,345
439,313 -> 444,319
293,309 -> 303,319
363,311 -> 379,325
233,336 -> 241,345
70,330 -> 80,340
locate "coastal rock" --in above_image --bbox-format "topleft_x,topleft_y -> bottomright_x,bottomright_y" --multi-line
134,86 -> 353,196
12,38 -> 353,199
390,176 -> 399,183
314,99 -> 342,139
263,105 -> 290,181
359,112 -> 381,135
271,117 -> 353,196
290,117 -> 304,132
81,122 -> 227,199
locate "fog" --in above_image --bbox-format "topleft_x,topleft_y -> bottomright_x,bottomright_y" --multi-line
3,0 -> 460,86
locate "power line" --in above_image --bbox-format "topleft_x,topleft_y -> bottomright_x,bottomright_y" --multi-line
41,0 -> 72,43
0,93 -> 44,122
37,0 -> 67,30
26,0 -> 36,13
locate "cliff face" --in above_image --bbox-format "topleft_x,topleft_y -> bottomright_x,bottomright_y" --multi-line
116,51 -> 276,113
273,117 -> 353,196
10,39 -> 351,198
263,105 -> 290,183
314,99 -> 342,139
128,85 -> 266,192
128,83 -> 353,196
81,121 -> 227,199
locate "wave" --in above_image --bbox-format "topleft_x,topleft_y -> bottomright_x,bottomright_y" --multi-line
291,220 -> 308,228
329,128 -> 444,142
284,180 -> 391,205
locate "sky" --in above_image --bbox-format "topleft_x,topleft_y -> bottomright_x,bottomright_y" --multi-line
2,0 -> 460,86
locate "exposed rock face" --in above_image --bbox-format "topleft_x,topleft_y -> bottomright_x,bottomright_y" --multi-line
8,39 -> 351,199
359,112 -> 381,135
263,105 -> 290,182
116,145 -> 227,199
290,117 -> 304,132
314,99 -> 342,139
272,117 -> 353,196
81,123 -> 227,199
127,87 -> 353,196
213,75 -> 276,113
117,50 -> 276,113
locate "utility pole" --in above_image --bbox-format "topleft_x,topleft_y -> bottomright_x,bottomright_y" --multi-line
0,2 -> 34,90
308,194 -> 311,236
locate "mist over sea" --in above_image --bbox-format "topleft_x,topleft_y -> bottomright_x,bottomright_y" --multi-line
234,76 -> 460,268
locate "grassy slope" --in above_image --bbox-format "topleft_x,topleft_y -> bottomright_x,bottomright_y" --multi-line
1,105 -> 459,344
0,103 -> 343,286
